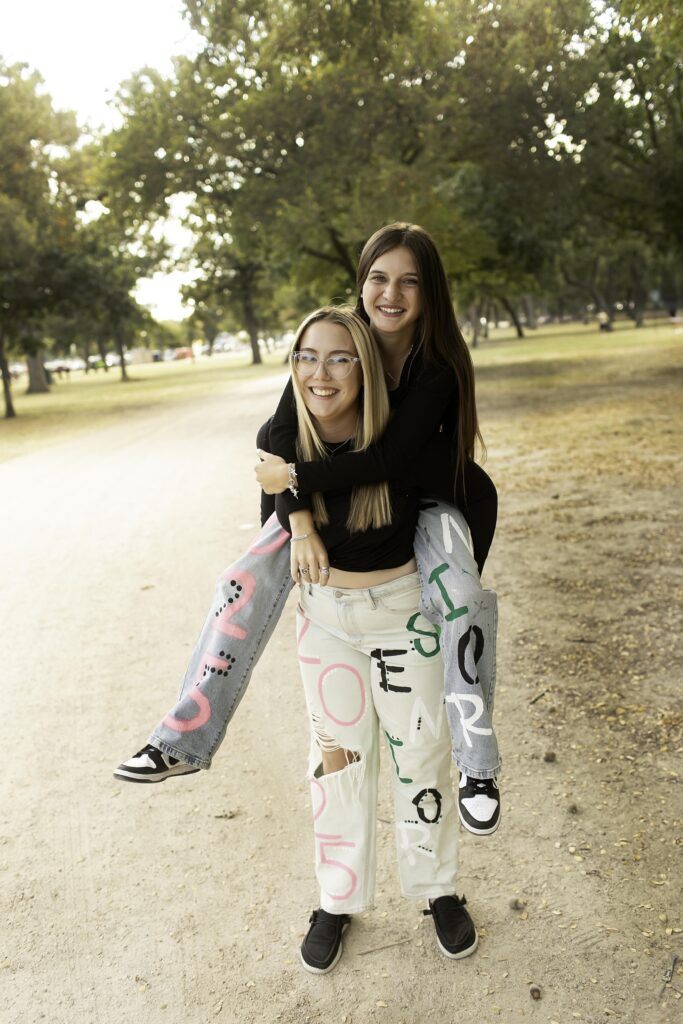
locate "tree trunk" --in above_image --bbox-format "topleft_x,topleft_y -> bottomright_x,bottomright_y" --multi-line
242,291 -> 262,365
589,286 -> 614,329
523,295 -> 538,329
482,301 -> 491,340
98,337 -> 109,372
560,260 -> 613,328
603,261 -> 617,326
629,261 -> 647,327
498,296 -> 525,338
469,300 -> 486,347
0,330 -> 17,419
26,352 -> 50,393
114,331 -> 129,382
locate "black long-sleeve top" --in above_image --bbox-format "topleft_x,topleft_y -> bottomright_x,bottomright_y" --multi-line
265,347 -> 497,573
268,438 -> 420,572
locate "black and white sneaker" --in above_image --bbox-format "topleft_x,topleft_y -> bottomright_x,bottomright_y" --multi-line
300,909 -> 351,974
458,774 -> 501,835
113,744 -> 200,784
423,894 -> 478,959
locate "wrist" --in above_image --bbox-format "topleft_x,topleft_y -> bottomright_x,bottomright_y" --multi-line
289,509 -> 314,530
287,462 -> 298,497
290,529 -> 317,542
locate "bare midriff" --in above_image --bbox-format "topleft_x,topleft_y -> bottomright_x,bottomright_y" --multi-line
326,556 -> 417,590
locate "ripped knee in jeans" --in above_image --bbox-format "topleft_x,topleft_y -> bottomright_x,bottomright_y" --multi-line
311,712 -> 360,776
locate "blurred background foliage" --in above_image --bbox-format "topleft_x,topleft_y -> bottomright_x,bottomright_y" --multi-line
1,0 -> 681,416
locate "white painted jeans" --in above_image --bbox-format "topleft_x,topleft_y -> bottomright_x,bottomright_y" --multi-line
296,573 -> 459,916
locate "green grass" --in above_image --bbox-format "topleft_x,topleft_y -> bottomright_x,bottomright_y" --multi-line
0,351 -> 289,463
1,319 -> 680,464
469,318 -> 680,368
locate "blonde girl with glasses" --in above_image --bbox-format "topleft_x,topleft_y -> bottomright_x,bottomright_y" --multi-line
273,305 -> 476,973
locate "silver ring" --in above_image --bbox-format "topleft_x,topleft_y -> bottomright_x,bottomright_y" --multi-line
320,567 -> 330,575
300,566 -> 310,576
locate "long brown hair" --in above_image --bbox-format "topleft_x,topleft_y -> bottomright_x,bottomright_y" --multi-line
355,222 -> 485,485
289,306 -> 392,532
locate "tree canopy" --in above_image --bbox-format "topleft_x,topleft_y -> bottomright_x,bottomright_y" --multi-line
1,0 -> 682,417
101,0 -> 681,335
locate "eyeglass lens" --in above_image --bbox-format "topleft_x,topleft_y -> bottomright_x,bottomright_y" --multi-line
293,354 -> 356,379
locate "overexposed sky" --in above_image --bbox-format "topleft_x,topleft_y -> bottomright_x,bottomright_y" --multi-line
0,0 -> 201,129
1,1 -> 202,318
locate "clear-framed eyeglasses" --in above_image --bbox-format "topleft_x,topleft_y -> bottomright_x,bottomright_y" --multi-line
291,351 -> 361,380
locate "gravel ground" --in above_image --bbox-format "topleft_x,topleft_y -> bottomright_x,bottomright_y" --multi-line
2,339 -> 681,1024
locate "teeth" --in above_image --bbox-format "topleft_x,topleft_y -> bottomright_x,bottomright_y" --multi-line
379,306 -> 403,314
311,387 -> 336,396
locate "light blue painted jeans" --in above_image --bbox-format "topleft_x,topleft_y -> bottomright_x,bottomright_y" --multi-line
150,502 -> 500,779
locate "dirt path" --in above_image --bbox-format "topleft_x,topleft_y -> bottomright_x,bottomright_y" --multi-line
2,341 -> 681,1024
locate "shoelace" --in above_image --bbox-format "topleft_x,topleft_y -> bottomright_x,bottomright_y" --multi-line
463,776 -> 496,795
133,744 -> 156,758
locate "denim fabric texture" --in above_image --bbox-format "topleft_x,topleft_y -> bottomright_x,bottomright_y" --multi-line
414,503 -> 500,779
150,504 -> 500,777
150,514 -> 293,768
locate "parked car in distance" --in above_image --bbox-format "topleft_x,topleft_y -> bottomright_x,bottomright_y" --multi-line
105,352 -> 131,367
213,333 -> 250,353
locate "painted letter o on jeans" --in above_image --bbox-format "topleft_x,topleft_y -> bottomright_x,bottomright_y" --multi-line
318,663 -> 366,727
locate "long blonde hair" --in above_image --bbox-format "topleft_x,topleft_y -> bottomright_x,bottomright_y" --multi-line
290,306 -> 392,532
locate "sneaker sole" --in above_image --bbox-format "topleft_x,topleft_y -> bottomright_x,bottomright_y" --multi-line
457,805 -> 501,836
300,922 -> 349,975
435,929 -> 479,960
113,767 -> 201,784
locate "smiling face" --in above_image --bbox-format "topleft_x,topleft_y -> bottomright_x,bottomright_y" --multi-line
294,320 -> 363,440
361,245 -> 422,342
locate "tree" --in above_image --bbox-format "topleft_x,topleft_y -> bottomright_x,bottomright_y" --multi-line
104,0 -> 496,345
0,60 -> 80,416
100,0 -> 683,351
54,212 -> 164,381
620,0 -> 683,53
